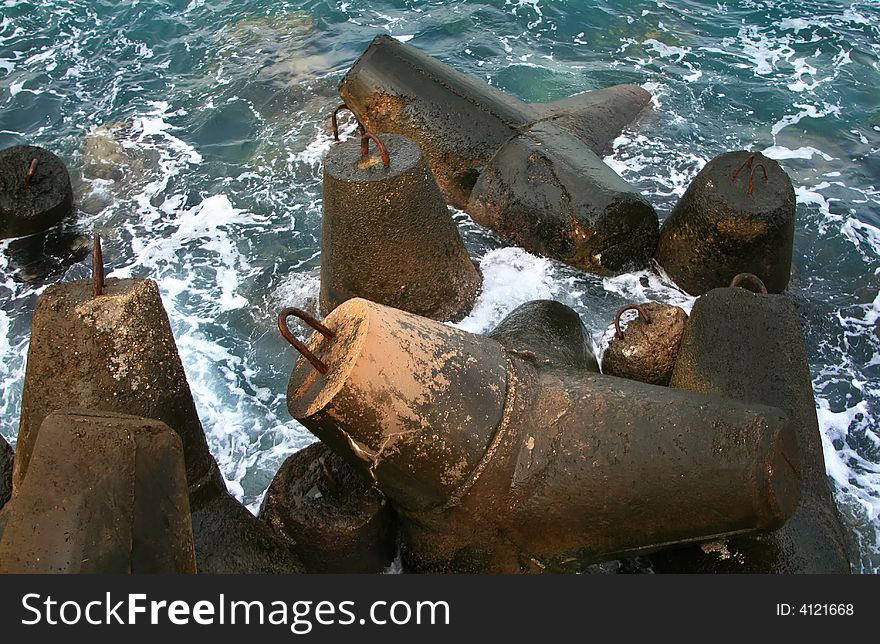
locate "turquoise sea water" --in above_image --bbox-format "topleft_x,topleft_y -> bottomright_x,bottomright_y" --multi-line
0,0 -> 878,572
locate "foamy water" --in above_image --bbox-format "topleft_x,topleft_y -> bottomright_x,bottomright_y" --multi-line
0,0 -> 878,572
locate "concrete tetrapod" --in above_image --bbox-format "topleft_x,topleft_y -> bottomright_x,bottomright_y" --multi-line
0,410 -> 195,574
602,302 -> 688,386
649,282 -> 852,573
259,441 -> 398,573
286,298 -> 802,572
488,299 -> 599,372
0,145 -> 74,239
321,131 -> 480,321
16,268 -> 302,573
655,151 -> 796,295
339,35 -> 651,209
468,123 -> 658,275
338,36 -> 656,275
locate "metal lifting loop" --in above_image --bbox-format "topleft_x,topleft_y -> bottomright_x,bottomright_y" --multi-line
748,163 -> 769,195
331,103 -> 364,142
360,130 -> 391,167
731,153 -> 755,183
729,272 -> 768,294
23,158 -> 38,191
614,304 -> 652,340
278,307 -> 336,375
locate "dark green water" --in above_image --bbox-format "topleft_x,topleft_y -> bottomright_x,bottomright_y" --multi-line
0,0 -> 878,572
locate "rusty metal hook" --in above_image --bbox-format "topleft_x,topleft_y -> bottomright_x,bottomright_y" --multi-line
731,153 -> 756,183
331,103 -> 364,142
729,272 -> 768,294
22,158 -> 38,191
360,130 -> 390,167
92,233 -> 104,297
614,304 -> 652,340
278,307 -> 336,375
748,163 -> 769,195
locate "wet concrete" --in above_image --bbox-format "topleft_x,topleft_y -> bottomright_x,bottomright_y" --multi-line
602,302 -> 688,386
321,133 -> 480,321
650,286 -> 852,573
468,122 -> 658,275
259,441 -> 398,573
488,299 -> 599,371
655,151 -> 795,295
287,298 -> 802,573
0,409 -> 195,573
0,145 -> 73,239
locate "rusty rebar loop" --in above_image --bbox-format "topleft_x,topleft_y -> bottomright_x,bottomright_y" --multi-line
729,272 -> 768,294
731,153 -> 756,183
22,158 -> 38,191
278,307 -> 336,375
331,103 -> 364,142
91,233 -> 104,297
748,163 -> 769,195
614,303 -> 652,340
360,130 -> 391,167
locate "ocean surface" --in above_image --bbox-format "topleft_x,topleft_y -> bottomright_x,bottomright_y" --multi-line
0,0 -> 877,572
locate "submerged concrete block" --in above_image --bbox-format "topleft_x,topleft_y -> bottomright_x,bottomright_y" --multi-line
650,286 -> 852,573
655,151 -> 795,295
286,298 -> 801,572
0,410 -> 195,574
321,132 -> 480,321
259,441 -> 398,573
0,145 -> 73,239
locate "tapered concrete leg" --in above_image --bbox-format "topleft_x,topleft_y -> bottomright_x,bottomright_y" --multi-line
650,286 -> 851,573
0,410 -> 195,574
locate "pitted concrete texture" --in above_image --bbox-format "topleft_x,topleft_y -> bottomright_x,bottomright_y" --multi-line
656,150 -> 795,295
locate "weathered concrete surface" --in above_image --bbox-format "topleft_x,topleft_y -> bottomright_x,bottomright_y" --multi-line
468,123 -> 658,275
655,151 -> 795,295
650,287 -> 852,573
602,302 -> 688,386
488,299 -> 599,372
0,435 -> 12,511
0,145 -> 74,239
259,441 -> 398,573
16,277 -> 303,573
15,278 -> 219,495
339,35 -> 651,211
0,410 -> 195,574
287,298 -> 801,572
321,133 -> 480,321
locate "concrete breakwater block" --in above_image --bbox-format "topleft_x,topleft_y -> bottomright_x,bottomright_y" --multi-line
650,284 -> 852,573
0,410 -> 195,574
339,35 -> 651,210
468,123 -> 658,275
17,274 -> 302,573
602,302 -> 688,386
338,36 -> 656,276
286,298 -> 801,573
655,150 -> 796,295
0,435 -> 12,511
321,132 -> 480,322
488,299 -> 599,372
259,441 -> 398,573
0,145 -> 74,239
